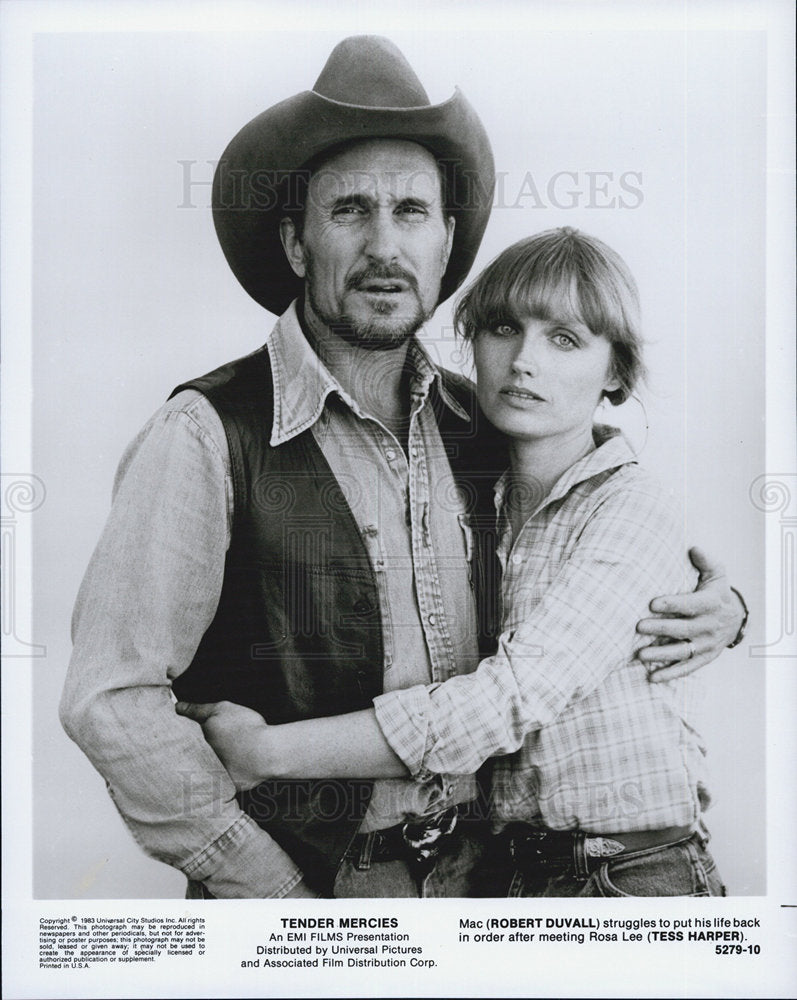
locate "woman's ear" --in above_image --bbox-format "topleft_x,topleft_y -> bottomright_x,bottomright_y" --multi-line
280,218 -> 306,278
603,356 -> 623,397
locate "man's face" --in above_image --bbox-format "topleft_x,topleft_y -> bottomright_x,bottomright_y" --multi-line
283,139 -> 455,350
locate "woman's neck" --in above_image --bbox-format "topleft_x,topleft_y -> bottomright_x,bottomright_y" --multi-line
506,427 -> 596,532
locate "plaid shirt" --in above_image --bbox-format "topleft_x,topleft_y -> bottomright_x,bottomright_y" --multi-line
373,426 -> 710,833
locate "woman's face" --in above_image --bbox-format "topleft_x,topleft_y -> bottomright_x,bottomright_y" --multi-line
473,305 -> 619,447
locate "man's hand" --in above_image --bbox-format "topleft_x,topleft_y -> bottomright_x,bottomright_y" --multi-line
637,547 -> 745,682
175,700 -> 272,791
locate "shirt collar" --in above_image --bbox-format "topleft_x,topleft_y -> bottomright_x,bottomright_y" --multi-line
403,339 -> 471,423
494,423 -> 638,515
266,301 -> 469,445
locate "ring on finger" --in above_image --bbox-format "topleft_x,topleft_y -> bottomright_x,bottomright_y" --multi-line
684,637 -> 695,660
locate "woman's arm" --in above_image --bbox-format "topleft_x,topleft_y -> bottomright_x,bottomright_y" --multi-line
372,480 -> 697,779
178,477 -> 696,785
175,700 -> 406,789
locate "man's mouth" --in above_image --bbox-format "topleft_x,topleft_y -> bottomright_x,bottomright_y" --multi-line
357,279 -> 409,294
348,265 -> 417,297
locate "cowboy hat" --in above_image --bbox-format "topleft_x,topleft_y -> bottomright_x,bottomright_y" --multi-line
212,35 -> 495,315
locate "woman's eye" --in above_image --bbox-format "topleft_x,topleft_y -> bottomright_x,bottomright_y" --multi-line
552,331 -> 577,349
493,323 -> 517,337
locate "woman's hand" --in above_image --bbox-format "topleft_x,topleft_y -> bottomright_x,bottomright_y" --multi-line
177,701 -> 410,783
175,700 -> 274,791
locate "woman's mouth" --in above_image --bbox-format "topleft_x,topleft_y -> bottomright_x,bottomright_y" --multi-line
500,385 -> 545,402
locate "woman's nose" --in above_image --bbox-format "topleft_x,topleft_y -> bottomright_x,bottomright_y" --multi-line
511,336 -> 539,376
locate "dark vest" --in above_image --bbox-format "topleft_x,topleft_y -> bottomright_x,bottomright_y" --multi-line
170,346 -> 505,895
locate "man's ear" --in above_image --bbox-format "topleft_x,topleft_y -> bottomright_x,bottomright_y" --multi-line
280,218 -> 306,278
442,215 -> 455,269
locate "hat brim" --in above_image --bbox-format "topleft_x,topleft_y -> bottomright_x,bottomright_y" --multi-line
212,88 -> 495,315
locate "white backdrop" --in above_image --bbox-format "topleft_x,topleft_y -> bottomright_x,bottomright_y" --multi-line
26,17 -> 769,903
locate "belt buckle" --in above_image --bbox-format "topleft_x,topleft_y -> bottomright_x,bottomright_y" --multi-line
402,807 -> 458,862
401,807 -> 458,889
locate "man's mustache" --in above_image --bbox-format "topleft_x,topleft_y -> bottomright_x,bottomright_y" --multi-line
345,265 -> 419,293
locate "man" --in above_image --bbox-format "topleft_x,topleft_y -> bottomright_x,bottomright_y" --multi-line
60,36 -> 746,899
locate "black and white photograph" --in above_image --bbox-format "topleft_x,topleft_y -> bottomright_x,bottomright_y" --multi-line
2,1 -> 795,997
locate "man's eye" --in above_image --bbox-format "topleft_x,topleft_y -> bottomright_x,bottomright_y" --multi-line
397,204 -> 427,217
333,205 -> 365,217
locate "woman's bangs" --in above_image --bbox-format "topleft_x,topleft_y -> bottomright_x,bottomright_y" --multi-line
457,230 -> 639,346
572,276 -> 628,340
486,256 -> 587,328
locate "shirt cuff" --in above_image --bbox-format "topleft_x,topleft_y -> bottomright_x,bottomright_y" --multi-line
373,684 -> 436,781
181,814 -> 308,898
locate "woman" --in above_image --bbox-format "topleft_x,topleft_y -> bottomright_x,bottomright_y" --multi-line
177,227 -> 725,897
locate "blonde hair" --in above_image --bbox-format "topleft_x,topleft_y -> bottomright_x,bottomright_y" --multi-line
455,227 -> 646,405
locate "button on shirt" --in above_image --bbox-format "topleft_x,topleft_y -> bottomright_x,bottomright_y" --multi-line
61,303 -> 479,898
373,426 -> 710,834
270,307 -> 480,831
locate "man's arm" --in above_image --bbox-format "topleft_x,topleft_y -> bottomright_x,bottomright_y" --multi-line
59,392 -> 315,898
637,546 -> 747,681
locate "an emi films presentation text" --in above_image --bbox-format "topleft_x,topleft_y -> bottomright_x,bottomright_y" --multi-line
37,911 -> 765,974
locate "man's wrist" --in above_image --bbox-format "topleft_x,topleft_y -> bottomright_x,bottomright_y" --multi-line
727,586 -> 750,649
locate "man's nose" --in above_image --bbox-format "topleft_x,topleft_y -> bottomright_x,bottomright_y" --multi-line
364,210 -> 400,263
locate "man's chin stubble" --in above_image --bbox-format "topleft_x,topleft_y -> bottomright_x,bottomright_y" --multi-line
311,296 -> 430,352
327,317 -> 421,351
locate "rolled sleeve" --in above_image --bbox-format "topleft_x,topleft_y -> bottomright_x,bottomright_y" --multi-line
183,815 -> 311,898
60,392 -> 307,897
373,684 -> 436,779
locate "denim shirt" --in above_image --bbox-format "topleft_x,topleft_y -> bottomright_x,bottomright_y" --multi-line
61,303 -> 480,897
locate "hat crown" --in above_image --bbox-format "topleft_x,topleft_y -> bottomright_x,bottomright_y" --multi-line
312,35 -> 430,108
214,35 -> 494,314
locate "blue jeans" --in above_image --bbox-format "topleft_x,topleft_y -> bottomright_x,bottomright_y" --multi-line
478,830 -> 726,897
184,829 -> 485,899
333,828 -> 485,898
